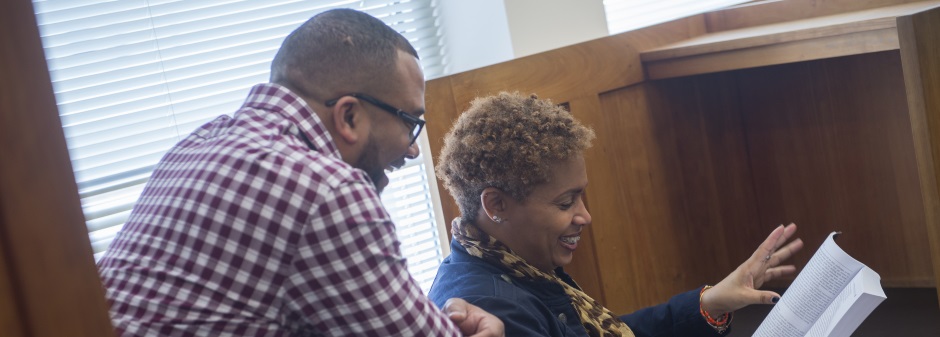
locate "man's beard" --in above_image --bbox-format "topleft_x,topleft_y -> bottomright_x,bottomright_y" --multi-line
356,133 -> 390,194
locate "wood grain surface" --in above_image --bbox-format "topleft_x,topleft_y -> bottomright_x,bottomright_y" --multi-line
424,0 -> 940,313
0,229 -> 26,337
704,0 -> 929,32
645,28 -> 900,79
0,0 -> 115,335
735,52 -> 933,288
898,5 -> 940,303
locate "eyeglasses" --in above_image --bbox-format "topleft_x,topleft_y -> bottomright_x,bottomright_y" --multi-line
325,93 -> 425,146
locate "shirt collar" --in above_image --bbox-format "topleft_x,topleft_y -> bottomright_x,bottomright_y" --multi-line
242,83 -> 340,159
448,239 -> 580,290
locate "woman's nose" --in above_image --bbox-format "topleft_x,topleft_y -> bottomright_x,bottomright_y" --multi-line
576,199 -> 591,226
579,211 -> 592,226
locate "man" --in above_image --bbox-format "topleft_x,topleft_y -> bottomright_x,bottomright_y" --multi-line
98,8 -> 503,337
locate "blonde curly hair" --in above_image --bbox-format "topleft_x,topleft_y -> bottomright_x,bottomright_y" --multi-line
436,92 -> 596,224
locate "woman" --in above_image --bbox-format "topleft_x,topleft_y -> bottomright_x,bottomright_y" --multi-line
428,92 -> 803,336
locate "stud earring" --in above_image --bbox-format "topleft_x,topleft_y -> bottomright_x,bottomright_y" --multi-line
492,215 -> 503,223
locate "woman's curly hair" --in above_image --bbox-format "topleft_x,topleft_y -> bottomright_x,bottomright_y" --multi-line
435,92 -> 596,223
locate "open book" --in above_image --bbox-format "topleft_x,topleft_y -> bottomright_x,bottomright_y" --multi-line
753,232 -> 886,337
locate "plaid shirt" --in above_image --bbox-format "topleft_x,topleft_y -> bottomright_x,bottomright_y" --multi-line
98,83 -> 460,337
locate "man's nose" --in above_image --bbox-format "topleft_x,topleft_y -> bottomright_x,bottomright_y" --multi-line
404,141 -> 420,159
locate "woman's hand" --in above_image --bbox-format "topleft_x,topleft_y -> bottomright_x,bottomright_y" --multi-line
701,223 -> 803,315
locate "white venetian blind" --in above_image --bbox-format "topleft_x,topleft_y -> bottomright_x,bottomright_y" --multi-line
603,0 -> 751,34
381,160 -> 442,291
32,0 -> 446,291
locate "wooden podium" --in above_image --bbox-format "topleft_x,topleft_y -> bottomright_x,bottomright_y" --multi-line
426,0 -> 940,313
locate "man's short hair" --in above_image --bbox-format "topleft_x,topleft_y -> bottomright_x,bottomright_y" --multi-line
271,8 -> 419,99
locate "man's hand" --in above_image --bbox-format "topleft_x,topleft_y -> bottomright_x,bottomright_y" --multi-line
441,298 -> 505,337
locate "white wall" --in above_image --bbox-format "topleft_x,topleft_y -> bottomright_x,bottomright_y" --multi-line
435,0 -> 608,76
436,0 -> 514,75
503,0 -> 608,58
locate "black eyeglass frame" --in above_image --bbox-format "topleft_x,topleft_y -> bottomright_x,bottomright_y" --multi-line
324,93 -> 425,146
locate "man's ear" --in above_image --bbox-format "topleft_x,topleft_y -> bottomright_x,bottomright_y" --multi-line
480,187 -> 508,222
330,96 -> 366,145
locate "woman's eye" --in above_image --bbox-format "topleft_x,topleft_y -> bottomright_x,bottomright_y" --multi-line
558,202 -> 574,210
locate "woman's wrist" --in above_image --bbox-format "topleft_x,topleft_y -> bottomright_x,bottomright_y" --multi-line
699,285 -> 728,316
699,285 -> 733,334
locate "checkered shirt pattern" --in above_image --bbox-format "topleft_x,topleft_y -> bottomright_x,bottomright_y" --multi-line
97,83 -> 460,337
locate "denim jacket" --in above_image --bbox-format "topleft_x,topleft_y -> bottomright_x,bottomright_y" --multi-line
428,240 -> 728,337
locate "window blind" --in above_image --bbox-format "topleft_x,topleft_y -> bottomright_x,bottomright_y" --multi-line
603,0 -> 751,34
381,160 -> 442,291
32,0 -> 446,291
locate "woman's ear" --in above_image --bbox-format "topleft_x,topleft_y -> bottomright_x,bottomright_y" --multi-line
480,187 -> 507,223
330,96 -> 366,145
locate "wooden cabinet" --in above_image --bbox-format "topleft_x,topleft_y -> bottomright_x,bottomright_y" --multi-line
426,0 -> 940,313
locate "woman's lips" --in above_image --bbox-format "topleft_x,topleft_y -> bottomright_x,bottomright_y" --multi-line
559,234 -> 581,250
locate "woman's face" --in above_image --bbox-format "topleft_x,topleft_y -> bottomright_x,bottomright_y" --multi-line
501,155 -> 591,273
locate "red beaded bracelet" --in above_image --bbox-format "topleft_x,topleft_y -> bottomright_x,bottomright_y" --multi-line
699,285 -> 733,334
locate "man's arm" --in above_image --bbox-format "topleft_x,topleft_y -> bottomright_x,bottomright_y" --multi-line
285,181 -> 498,336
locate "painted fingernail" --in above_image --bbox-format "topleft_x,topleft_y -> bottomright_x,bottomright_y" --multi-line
772,296 -> 780,303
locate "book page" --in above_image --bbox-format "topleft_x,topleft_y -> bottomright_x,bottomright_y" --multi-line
753,232 -> 865,337
804,267 -> 875,337
822,267 -> 885,337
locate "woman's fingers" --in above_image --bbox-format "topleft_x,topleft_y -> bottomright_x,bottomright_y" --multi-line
752,224 -> 787,263
756,290 -> 782,305
748,224 -> 801,289
771,223 -> 798,251
763,265 -> 797,281
769,238 -> 803,266
753,224 -> 801,266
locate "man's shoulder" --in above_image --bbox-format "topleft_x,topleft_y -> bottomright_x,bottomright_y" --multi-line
277,141 -> 367,190
226,109 -> 371,192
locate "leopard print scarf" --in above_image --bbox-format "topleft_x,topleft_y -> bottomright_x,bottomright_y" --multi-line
452,218 -> 635,337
